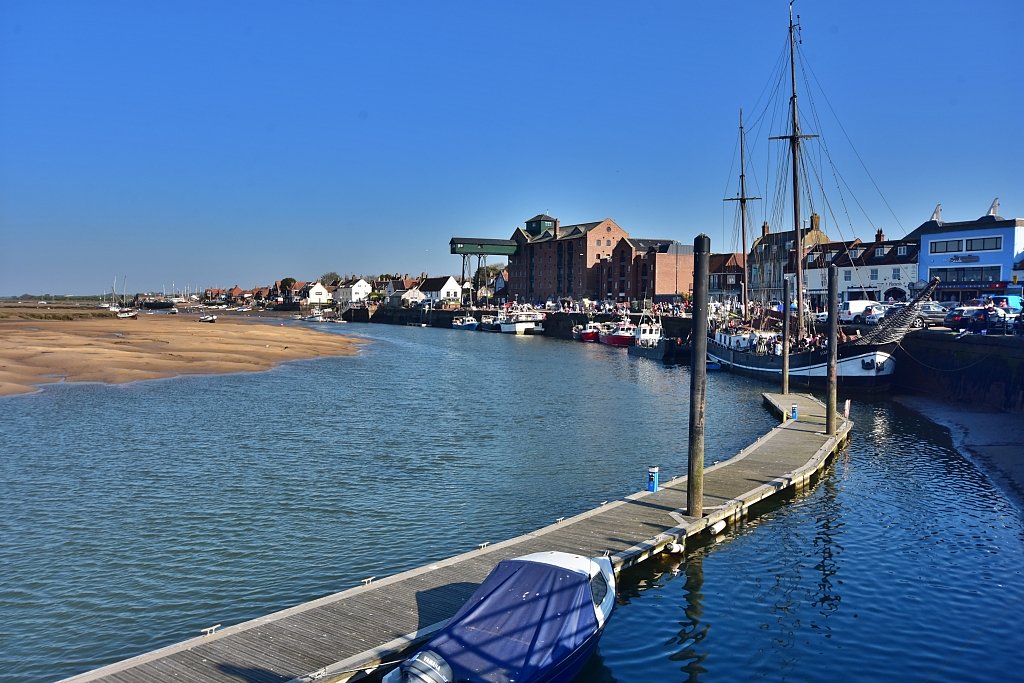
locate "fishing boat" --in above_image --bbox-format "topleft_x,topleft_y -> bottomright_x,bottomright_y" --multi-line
499,310 -> 545,335
572,320 -> 603,342
626,311 -> 664,358
478,314 -> 501,332
598,317 -> 636,347
452,315 -> 479,331
115,309 -> 138,320
198,314 -> 217,323
705,7 -> 937,392
382,551 -> 615,683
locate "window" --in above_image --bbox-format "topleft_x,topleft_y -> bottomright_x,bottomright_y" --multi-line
965,236 -> 1001,251
843,270 -> 852,281
892,268 -> 901,280
930,239 -> 962,254
590,572 -> 609,607
875,247 -> 885,257
606,239 -> 611,246
870,268 -> 878,281
897,246 -> 907,256
929,266 -> 1001,283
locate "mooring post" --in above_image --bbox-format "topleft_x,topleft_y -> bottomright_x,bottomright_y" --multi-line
782,279 -> 790,395
688,234 -> 710,518
827,265 -> 838,434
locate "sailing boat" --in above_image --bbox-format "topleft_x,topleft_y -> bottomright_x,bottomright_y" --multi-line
706,6 -> 938,391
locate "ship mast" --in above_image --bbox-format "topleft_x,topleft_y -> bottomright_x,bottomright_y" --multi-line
724,109 -> 760,320
771,2 -> 816,333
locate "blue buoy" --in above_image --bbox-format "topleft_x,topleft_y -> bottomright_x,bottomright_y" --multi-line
647,465 -> 659,492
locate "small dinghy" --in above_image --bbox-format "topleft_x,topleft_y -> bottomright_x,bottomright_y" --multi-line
383,551 -> 615,683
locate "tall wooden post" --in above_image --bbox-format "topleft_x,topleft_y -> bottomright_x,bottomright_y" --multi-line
827,265 -> 838,434
782,281 -> 791,395
688,234 -> 710,518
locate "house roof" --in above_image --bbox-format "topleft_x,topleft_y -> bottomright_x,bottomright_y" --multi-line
904,214 -> 1024,240
625,238 -> 692,254
418,276 -> 455,293
709,253 -> 744,272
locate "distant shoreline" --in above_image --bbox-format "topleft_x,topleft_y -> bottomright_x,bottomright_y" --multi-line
0,314 -> 363,396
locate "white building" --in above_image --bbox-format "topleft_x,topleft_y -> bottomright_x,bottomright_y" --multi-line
306,282 -> 333,305
336,278 -> 372,305
417,276 -> 462,306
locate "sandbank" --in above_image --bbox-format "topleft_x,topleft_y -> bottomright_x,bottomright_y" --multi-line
894,394 -> 1024,509
0,315 -> 364,396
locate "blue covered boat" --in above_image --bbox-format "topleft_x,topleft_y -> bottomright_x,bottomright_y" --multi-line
383,551 -> 616,683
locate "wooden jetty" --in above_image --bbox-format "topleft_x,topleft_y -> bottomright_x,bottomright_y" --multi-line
63,392 -> 850,683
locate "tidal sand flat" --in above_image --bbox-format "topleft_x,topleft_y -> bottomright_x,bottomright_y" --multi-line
0,316 -> 363,396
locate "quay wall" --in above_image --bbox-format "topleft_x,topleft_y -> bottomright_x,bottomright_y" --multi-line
895,330 -> 1024,413
355,309 -> 1022,412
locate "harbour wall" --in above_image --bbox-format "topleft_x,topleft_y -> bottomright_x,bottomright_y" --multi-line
895,331 -> 1024,413
359,308 -> 1022,412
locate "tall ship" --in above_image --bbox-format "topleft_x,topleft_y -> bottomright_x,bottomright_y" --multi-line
706,5 -> 938,392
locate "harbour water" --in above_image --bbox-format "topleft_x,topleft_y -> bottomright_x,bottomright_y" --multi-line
1,322 -> 1020,682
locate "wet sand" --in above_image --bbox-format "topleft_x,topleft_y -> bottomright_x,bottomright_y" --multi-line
0,315 -> 363,396
895,395 -> 1024,509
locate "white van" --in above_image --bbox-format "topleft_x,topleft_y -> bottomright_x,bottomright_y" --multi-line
838,300 -> 881,324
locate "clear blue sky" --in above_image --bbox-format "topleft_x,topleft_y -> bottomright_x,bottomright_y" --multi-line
2,0 -> 1021,296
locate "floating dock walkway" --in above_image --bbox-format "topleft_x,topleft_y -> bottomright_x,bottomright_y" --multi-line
64,392 -> 851,683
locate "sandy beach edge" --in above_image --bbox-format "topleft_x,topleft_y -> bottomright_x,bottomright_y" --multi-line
893,394 -> 1024,510
0,315 -> 366,397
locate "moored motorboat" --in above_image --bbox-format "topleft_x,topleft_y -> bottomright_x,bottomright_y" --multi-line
198,314 -> 217,323
572,320 -> 603,342
598,318 -> 636,347
383,551 -> 615,683
115,309 -> 138,320
499,310 -> 545,335
452,315 -> 479,331
477,314 -> 501,332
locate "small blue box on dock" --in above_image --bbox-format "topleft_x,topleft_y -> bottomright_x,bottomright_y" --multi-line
647,465 -> 659,492
791,404 -> 798,420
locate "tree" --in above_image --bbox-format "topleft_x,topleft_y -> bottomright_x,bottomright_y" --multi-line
320,271 -> 341,285
280,277 -> 296,291
473,262 -> 507,287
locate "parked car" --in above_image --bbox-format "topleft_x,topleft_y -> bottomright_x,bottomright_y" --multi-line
889,301 -> 950,328
965,307 -> 1017,335
865,306 -> 891,325
838,300 -> 882,324
943,306 -> 981,331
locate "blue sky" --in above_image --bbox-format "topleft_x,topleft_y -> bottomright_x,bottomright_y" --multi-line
1,0 -> 1021,296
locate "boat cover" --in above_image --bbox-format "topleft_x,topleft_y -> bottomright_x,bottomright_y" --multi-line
423,558 -> 599,683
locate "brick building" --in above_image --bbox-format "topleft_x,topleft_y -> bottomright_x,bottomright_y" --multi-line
507,214 -> 694,303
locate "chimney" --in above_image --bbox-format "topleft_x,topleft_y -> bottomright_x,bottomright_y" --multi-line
810,213 -> 820,232
761,221 -> 770,238
875,228 -> 885,242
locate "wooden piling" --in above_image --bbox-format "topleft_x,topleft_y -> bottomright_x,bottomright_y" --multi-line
687,234 -> 710,519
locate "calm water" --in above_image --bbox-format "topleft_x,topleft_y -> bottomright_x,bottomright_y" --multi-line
1,322 -> 1020,682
